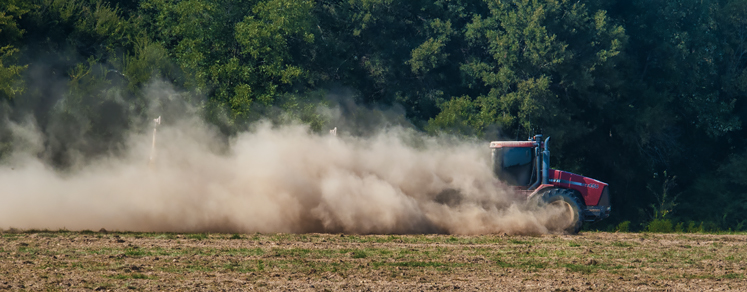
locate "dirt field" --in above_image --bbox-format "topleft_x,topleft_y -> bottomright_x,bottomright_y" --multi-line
0,231 -> 745,291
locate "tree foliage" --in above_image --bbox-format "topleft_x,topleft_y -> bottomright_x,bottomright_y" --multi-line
1,0 -> 746,230
0,0 -> 32,100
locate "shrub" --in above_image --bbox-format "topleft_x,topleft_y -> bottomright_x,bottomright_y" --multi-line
674,222 -> 685,233
615,221 -> 631,232
736,220 -> 745,232
687,221 -> 701,233
646,219 -> 673,233
701,221 -> 720,233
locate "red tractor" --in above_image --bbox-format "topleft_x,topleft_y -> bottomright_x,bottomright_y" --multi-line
490,135 -> 610,234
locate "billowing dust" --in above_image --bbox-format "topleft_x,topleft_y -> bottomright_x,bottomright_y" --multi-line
0,85 -> 567,235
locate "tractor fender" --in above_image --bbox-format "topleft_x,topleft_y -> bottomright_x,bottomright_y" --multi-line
527,184 -> 557,201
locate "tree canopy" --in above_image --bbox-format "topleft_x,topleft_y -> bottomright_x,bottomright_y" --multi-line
2,0 -> 746,231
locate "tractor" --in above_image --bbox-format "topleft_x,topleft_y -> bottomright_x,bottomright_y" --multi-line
490,135 -> 610,234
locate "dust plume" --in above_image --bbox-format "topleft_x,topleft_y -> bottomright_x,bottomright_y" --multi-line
0,85 -> 567,235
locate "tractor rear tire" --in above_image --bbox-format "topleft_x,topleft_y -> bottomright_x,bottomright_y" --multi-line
541,188 -> 584,234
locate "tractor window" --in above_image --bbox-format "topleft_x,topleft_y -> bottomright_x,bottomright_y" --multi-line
493,147 -> 535,187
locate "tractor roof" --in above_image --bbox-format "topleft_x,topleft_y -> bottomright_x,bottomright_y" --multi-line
489,141 -> 538,148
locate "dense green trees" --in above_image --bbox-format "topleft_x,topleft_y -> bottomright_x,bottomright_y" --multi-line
0,0 -> 30,101
141,0 -> 316,123
431,0 -> 625,141
1,0 -> 746,231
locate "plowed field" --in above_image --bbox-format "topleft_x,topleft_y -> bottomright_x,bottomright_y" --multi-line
0,231 -> 745,291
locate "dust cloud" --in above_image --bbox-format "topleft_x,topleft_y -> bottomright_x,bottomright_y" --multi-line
0,84 -> 567,235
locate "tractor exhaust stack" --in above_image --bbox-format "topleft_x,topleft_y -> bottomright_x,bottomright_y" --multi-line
542,137 -> 550,185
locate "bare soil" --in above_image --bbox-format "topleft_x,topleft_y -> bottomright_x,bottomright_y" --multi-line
0,231 -> 745,291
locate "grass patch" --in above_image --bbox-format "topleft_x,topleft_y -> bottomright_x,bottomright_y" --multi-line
384,261 -> 455,268
611,241 -> 635,248
351,250 -> 368,259
155,233 -> 176,240
684,274 -> 716,279
106,273 -> 156,280
273,248 -> 310,257
186,233 -> 208,240
564,263 -> 599,274
269,233 -> 295,242
17,247 -> 38,254
221,247 -> 264,257
123,248 -> 147,257
495,260 -> 515,268
520,260 -> 547,270
131,273 -> 153,279
722,273 -> 743,279
392,261 -> 446,268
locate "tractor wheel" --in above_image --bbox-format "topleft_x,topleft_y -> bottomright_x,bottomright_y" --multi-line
540,188 -> 584,234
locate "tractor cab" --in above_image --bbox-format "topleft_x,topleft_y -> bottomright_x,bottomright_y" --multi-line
490,137 -> 546,190
492,144 -> 536,188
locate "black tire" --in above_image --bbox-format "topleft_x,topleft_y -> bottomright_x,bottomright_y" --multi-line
540,188 -> 584,234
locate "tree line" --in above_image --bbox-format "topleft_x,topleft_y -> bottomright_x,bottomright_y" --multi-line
1,0 -> 746,231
